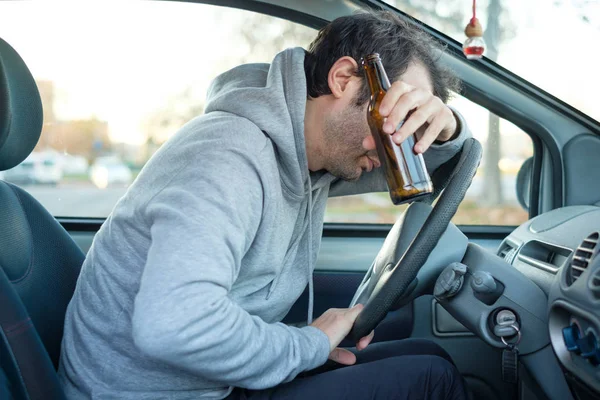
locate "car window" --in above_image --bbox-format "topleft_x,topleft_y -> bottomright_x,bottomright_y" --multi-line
0,1 -> 533,225
382,0 -> 600,124
0,1 -> 316,218
325,93 -> 534,226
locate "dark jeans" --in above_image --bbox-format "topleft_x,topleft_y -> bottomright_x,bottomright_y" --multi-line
228,339 -> 467,400
0,367 -> 10,400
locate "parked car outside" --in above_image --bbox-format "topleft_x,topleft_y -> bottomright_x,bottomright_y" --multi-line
60,154 -> 89,176
89,155 -> 133,189
3,151 -> 63,185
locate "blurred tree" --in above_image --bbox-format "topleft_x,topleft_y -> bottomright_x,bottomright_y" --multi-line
36,80 -> 56,127
36,117 -> 111,161
141,87 -> 205,162
554,0 -> 600,28
143,88 -> 205,145
482,0 -> 504,206
234,12 -> 315,64
141,12 -> 315,162
33,80 -> 111,160
390,1 -> 467,35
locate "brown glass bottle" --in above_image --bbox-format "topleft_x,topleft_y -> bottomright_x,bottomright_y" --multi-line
362,53 -> 434,205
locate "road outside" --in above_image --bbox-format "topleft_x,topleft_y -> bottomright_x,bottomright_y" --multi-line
24,174 -> 526,226
27,183 -> 129,218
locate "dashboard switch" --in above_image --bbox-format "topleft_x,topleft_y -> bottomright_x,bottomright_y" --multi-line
434,262 -> 467,300
579,333 -> 600,365
562,324 -> 581,353
562,325 -> 600,365
471,270 -> 504,305
471,271 -> 497,294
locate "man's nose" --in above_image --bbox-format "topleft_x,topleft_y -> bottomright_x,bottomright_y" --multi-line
362,135 -> 376,151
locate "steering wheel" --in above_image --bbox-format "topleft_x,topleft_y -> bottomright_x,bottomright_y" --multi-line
349,138 -> 483,341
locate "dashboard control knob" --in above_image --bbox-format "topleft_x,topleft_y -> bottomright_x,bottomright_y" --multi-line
471,271 -> 497,294
562,324 -> 581,353
434,262 -> 467,299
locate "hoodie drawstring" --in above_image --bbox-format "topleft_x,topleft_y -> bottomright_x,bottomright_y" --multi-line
306,178 -> 314,325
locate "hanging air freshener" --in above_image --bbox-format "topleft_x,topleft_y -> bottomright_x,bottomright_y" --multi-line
463,0 -> 486,59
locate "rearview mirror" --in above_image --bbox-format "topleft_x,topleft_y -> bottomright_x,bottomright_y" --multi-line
516,157 -> 533,211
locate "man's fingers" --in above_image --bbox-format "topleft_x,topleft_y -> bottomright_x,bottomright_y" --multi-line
346,303 -> 364,321
414,117 -> 446,154
382,88 -> 431,135
310,305 -> 367,352
391,100 -> 437,145
356,330 -> 375,351
329,347 -> 357,366
379,81 -> 414,117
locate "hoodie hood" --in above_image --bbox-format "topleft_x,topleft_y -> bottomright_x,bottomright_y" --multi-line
204,47 -> 328,324
204,47 -> 315,199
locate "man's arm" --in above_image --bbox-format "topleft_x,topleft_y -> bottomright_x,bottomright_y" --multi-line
329,106 -> 471,197
131,142 -> 330,390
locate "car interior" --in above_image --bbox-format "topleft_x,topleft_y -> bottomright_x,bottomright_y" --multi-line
1,1 -> 600,400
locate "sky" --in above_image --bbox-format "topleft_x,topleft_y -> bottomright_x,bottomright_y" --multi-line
407,0 -> 600,117
0,0 -> 265,144
482,0 -> 599,115
0,0 -> 598,147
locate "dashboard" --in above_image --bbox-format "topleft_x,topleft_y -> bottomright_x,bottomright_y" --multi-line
497,205 -> 600,396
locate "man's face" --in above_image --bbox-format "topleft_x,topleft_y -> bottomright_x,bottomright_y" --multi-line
321,62 -> 433,181
320,101 -> 374,181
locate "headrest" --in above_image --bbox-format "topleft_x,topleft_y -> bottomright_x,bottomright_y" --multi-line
0,38 -> 43,171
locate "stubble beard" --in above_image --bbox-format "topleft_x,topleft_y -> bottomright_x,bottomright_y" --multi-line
321,105 -> 370,182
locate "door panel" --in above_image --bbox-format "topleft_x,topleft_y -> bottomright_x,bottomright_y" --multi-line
281,271 -> 414,346
315,237 -> 383,272
69,231 -> 94,254
316,232 -> 505,273
282,272 -> 363,325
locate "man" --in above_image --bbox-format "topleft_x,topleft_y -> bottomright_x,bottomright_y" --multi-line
59,11 -> 470,400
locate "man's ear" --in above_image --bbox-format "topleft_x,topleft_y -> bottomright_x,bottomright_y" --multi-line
327,56 -> 360,99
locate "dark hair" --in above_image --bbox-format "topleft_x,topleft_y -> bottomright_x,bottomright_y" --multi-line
304,11 -> 460,105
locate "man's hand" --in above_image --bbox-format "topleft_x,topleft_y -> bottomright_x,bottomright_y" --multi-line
310,304 -> 375,365
378,81 -> 458,154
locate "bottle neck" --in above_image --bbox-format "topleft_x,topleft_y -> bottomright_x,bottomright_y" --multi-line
363,56 -> 391,94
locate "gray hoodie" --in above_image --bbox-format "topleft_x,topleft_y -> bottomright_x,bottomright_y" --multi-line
58,47 -> 469,399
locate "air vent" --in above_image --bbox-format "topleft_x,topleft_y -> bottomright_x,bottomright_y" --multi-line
569,232 -> 599,285
498,242 -> 518,264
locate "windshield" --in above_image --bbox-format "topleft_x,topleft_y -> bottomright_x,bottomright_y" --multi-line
383,0 -> 600,123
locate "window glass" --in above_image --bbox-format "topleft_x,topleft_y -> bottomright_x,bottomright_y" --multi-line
382,0 -> 600,124
0,1 -> 533,225
0,0 -> 316,218
325,93 -> 534,226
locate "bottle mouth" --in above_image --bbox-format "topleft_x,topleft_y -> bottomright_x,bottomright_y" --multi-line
363,53 -> 381,63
